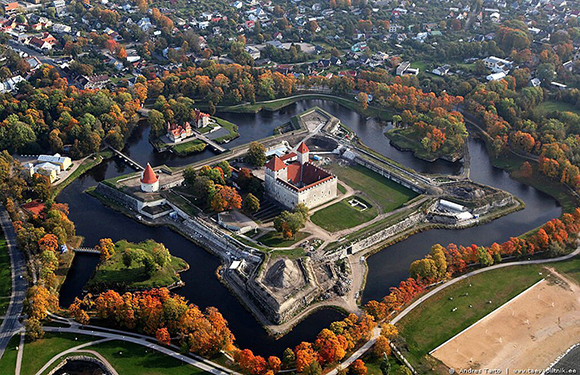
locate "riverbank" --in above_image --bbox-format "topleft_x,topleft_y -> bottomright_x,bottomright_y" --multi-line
51,150 -> 113,199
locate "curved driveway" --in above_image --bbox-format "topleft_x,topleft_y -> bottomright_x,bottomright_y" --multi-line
329,247 -> 580,374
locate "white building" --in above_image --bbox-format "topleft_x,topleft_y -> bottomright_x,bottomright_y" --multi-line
140,163 -> 160,192
483,56 -> 512,74
37,153 -> 71,171
264,142 -> 337,209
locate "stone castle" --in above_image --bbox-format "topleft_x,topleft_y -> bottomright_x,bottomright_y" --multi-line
264,142 -> 337,209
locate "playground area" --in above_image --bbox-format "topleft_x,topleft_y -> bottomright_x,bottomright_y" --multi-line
431,275 -> 580,371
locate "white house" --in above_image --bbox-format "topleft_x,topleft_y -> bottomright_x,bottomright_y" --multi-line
483,56 -> 512,74
486,72 -> 507,81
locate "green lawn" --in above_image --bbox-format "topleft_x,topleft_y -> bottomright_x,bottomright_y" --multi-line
397,265 -> 545,372
337,183 -> 347,194
0,334 -> 20,374
258,231 -> 311,247
549,255 -> 580,284
326,163 -> 418,213
87,239 -> 188,292
0,234 -> 11,315
0,332 -> 210,375
311,196 -> 378,232
536,101 -> 580,116
19,333 -> 93,375
87,340 -> 208,375
172,139 -> 207,156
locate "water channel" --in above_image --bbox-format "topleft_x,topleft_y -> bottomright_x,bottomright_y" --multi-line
57,99 -> 562,356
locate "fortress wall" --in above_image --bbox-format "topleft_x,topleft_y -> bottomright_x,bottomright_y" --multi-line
350,212 -> 424,254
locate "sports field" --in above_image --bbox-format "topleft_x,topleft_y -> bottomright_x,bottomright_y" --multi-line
431,275 -> 580,371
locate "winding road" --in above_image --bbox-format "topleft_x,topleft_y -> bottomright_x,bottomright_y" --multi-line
0,205 -> 28,360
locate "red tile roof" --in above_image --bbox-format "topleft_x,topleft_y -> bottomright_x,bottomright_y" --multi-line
265,156 -> 287,171
141,163 -> 158,184
280,152 -> 297,162
297,142 -> 309,154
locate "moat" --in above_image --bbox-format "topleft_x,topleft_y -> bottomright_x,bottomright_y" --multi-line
57,99 -> 562,356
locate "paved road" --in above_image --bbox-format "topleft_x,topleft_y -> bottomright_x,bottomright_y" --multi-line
327,247 -> 580,374
0,205 -> 28,360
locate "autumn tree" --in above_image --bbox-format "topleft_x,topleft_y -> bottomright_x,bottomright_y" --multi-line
38,233 -> 59,253
356,92 -> 369,110
349,360 -> 367,375
210,185 -> 242,212
315,329 -> 347,364
295,342 -> 318,373
373,335 -> 391,358
156,327 -> 171,345
96,238 -> 115,261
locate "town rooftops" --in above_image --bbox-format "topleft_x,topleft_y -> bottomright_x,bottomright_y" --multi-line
141,163 -> 159,184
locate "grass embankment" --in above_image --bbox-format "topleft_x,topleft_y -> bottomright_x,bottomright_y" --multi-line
257,230 -> 310,248
51,150 -> 113,199
397,256 -> 580,373
311,196 -> 377,232
386,128 -> 463,162
172,139 -> 207,156
213,94 -> 394,119
326,163 -> 418,212
0,332 -> 209,375
87,239 -> 188,292
212,117 -> 239,143
535,100 -> 580,116
0,234 -> 11,316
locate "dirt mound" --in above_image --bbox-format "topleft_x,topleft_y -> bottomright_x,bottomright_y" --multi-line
264,259 -> 303,289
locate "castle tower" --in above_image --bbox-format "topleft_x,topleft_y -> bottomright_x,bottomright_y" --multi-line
140,163 -> 159,192
264,156 -> 287,192
296,142 -> 309,165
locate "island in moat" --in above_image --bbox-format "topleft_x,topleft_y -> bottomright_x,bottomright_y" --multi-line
91,107 -> 520,335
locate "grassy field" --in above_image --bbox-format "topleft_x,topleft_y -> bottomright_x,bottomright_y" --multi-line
88,340 -> 208,375
0,334 -> 19,374
536,101 -> 580,116
394,258 -> 580,373
257,231 -> 311,247
172,139 -> 207,156
549,255 -> 580,284
311,196 -> 378,232
87,239 -> 188,291
0,234 -> 11,315
326,163 -> 418,213
18,333 -> 93,375
0,333 -> 209,375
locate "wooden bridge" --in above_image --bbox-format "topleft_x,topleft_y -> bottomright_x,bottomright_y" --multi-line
73,247 -> 101,254
193,131 -> 227,153
108,146 -> 145,171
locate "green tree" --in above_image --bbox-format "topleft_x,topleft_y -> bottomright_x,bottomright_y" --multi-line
246,141 -> 267,166
243,193 -> 260,214
148,109 -> 166,139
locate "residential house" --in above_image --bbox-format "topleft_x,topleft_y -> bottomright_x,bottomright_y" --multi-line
0,75 -> 24,93
432,65 -> 450,76
37,154 -> 72,171
483,56 -> 512,73
486,72 -> 507,81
